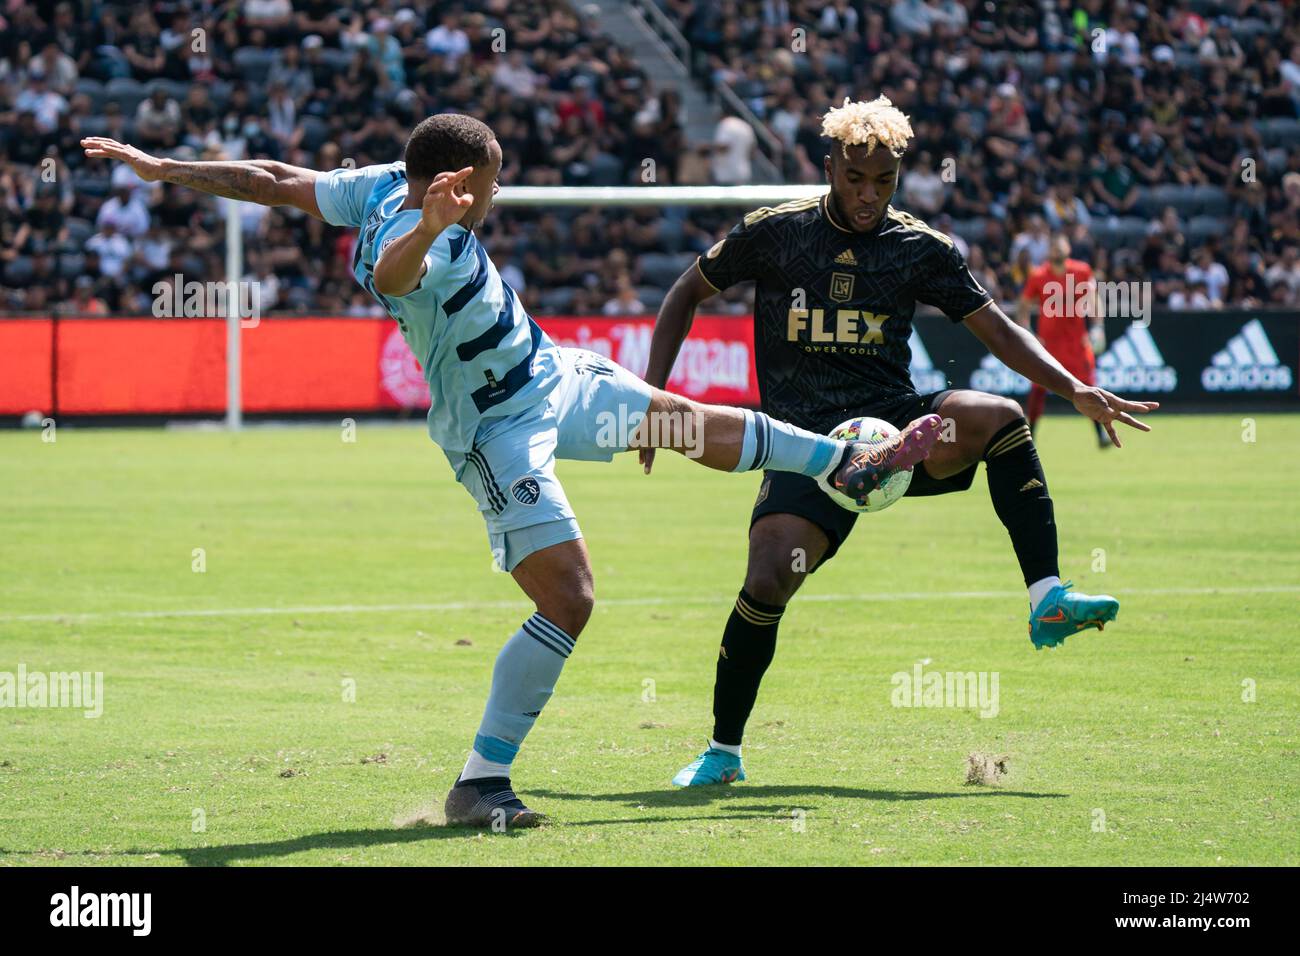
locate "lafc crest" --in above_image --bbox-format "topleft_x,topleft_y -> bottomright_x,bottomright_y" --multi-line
830,272 -> 855,303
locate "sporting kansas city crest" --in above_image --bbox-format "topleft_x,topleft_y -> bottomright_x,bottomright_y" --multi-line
511,476 -> 542,506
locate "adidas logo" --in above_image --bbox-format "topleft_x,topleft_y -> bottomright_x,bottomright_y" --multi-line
1019,478 -> 1043,492
1201,319 -> 1294,392
907,330 -> 949,393
834,249 -> 857,266
1096,326 -> 1177,392
970,352 -> 1030,395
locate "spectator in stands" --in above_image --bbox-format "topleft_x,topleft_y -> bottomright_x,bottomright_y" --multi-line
820,0 -> 860,36
930,0 -> 968,35
15,76 -> 67,135
85,221 -> 133,280
30,41 -> 78,97
557,76 -> 606,131
1226,248 -> 1269,305
95,184 -> 150,238
61,276 -> 109,315
1043,180 -> 1092,230
123,9 -> 166,82
1127,118 -> 1167,186
1088,140 -> 1139,216
1200,17 -> 1246,72
135,88 -> 182,150
900,149 -> 945,216
1011,214 -> 1051,268
710,110 -> 756,185
426,11 -> 470,68
245,0 -> 295,45
1195,113 -> 1242,184
891,0 -> 934,38
603,273 -> 646,316
367,18 -> 406,87
1264,243 -> 1300,298
1186,246 -> 1230,304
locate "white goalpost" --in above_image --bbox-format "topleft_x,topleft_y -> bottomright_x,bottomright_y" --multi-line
220,184 -> 828,429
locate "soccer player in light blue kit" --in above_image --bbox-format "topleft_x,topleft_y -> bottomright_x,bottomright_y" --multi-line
82,117 -> 944,827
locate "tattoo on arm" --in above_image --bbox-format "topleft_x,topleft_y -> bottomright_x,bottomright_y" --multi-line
162,160 -> 282,205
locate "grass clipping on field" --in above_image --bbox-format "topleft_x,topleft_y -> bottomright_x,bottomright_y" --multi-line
965,752 -> 1010,786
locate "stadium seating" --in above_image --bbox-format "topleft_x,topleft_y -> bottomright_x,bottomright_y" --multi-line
1,0 -> 1296,314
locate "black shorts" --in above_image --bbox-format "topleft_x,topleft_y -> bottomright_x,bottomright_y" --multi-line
750,389 -> 979,570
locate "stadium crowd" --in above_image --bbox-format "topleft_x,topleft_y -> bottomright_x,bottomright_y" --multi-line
0,0 -> 1298,317
665,0 -> 1300,307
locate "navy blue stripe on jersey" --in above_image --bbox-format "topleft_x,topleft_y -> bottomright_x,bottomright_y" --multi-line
467,450 -> 506,513
470,317 -> 543,414
456,282 -> 518,362
443,241 -> 489,316
527,613 -> 576,652
448,231 -> 471,263
361,271 -> 397,318
750,411 -> 767,471
351,231 -> 366,274
464,454 -> 495,513
759,415 -> 774,469
521,619 -> 570,658
475,451 -> 507,511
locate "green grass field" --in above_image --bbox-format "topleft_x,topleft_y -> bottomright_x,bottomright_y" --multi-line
1,413 -> 1296,866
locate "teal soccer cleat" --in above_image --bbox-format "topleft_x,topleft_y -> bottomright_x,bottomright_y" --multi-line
672,747 -> 746,787
1028,581 -> 1119,649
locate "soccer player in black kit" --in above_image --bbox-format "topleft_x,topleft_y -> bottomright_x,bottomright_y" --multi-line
641,97 -> 1160,787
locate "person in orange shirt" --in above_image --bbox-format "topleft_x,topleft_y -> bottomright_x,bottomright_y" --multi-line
1017,234 -> 1110,447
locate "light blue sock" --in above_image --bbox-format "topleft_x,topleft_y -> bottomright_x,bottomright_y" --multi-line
732,409 -> 845,480
463,612 -> 575,780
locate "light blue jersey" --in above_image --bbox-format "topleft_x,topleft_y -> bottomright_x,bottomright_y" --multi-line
315,161 -> 561,453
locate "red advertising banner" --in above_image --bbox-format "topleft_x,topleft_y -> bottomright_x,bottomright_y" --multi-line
541,315 -> 760,406
56,318 -> 225,415
0,319 -> 54,415
243,318 -> 397,412
0,314 -> 759,417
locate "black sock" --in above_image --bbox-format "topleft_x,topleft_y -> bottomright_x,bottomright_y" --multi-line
711,589 -> 784,746
983,417 -> 1060,587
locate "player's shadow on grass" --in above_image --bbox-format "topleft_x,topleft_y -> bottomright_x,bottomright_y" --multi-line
530,784 -> 1067,811
52,810 -> 778,865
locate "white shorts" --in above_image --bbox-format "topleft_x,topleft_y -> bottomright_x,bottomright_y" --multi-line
444,347 -> 655,571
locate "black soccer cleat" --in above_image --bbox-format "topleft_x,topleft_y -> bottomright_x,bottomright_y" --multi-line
443,776 -> 546,829
828,413 -> 943,502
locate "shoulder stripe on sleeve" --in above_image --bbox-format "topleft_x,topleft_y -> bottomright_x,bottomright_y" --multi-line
694,258 -> 722,293
887,208 -> 955,248
448,231 -> 471,263
742,196 -> 820,228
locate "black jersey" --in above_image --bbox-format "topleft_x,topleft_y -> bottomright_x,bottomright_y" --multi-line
696,195 -> 993,432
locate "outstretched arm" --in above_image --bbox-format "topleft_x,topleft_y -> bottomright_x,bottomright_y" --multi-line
81,137 -> 325,219
965,301 -> 1158,448
645,263 -> 717,389
639,263 -> 720,473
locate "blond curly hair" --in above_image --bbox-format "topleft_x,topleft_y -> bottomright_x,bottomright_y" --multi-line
821,96 -> 914,159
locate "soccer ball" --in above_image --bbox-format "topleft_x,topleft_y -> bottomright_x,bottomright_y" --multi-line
826,416 -> 913,514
